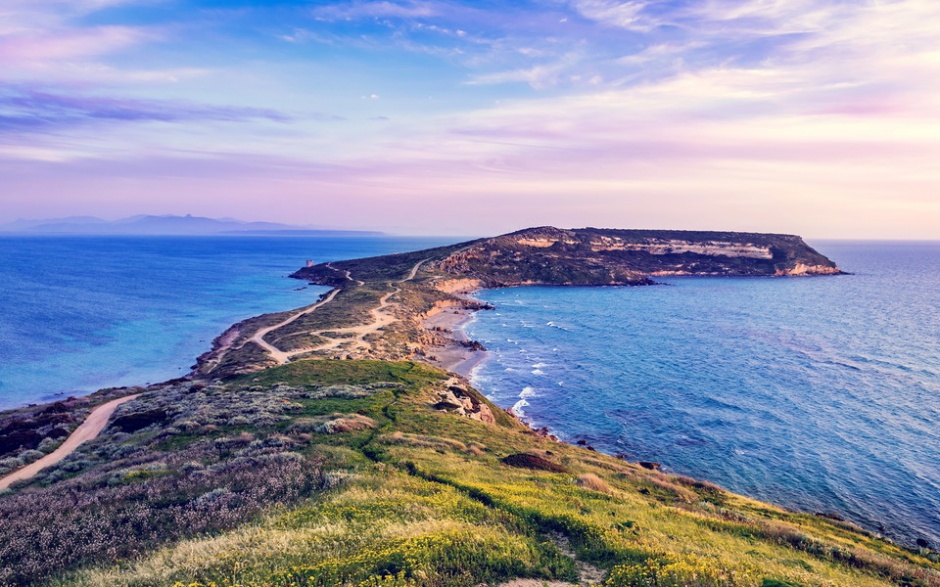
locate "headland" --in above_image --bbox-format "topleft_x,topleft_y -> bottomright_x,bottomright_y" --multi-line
194,226 -> 843,379
2,227 -> 936,587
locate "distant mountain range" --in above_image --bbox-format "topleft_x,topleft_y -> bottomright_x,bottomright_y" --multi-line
0,215 -> 384,236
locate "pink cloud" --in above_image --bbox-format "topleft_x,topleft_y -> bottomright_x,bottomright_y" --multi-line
0,26 -> 153,65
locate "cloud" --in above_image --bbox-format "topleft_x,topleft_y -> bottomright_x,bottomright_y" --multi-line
0,0 -> 166,85
313,1 -> 440,21
467,60 -> 573,89
3,0 -> 135,11
569,0 -> 655,32
0,87 -> 292,132
0,26 -> 154,65
0,0 -> 137,28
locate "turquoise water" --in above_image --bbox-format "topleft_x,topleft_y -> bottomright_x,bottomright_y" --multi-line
0,235 -> 455,409
466,242 -> 940,548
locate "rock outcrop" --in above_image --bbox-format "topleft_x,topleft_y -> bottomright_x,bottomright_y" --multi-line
431,379 -> 495,424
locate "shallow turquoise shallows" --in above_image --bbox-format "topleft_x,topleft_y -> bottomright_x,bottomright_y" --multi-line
465,242 -> 940,549
0,235 -> 456,408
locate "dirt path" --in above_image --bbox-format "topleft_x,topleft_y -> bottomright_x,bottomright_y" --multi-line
283,288 -> 398,358
0,394 -> 140,490
250,288 -> 341,364
263,259 -> 428,361
404,259 -> 425,281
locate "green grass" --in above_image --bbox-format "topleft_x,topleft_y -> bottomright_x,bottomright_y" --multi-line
42,360 -> 939,587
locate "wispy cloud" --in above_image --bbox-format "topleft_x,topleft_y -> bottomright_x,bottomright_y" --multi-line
0,0 -> 168,87
312,1 -> 441,21
0,0 -> 137,28
569,0 -> 656,32
0,87 -> 291,132
0,26 -> 154,65
466,50 -> 605,89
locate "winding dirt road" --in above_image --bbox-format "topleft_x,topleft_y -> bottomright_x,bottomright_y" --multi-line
250,288 -> 341,364
0,394 -> 140,490
256,259 -> 428,363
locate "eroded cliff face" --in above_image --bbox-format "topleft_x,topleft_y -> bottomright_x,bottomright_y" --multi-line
290,226 -> 842,291
426,226 -> 841,285
589,238 -> 774,259
431,278 -> 485,295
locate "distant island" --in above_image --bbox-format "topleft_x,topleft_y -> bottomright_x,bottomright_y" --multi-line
0,214 -> 384,236
4,227 -> 936,587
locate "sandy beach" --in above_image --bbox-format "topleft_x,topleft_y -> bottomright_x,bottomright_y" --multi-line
422,304 -> 488,379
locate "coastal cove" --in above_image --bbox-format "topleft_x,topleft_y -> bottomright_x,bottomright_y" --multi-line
461,241 -> 940,548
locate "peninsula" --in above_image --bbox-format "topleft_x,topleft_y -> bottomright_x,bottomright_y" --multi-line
2,227 -> 936,587
194,226 -> 842,378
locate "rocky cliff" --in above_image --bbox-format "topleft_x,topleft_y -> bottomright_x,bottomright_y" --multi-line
291,226 -> 842,287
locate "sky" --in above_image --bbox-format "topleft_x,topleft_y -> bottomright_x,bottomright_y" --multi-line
1,0 -> 939,237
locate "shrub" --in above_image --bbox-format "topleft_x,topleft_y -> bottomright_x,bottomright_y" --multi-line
38,436 -> 60,453
0,457 -> 22,479
17,449 -> 45,464
466,442 -> 486,455
379,432 -> 468,452
0,440 -> 326,586
291,414 -> 376,435
762,579 -> 806,587
501,453 -> 568,473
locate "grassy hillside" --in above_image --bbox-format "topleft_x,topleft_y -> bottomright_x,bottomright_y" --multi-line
3,361 -> 936,587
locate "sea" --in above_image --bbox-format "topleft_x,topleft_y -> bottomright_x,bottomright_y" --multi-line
465,241 -> 940,549
0,237 -> 937,549
0,235 -> 456,409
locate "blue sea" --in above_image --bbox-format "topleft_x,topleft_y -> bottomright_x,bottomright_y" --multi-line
1,237 -> 937,549
465,241 -> 940,548
0,235 -> 456,409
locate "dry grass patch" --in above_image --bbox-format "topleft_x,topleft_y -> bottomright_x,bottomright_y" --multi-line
290,414 -> 376,435
379,431 -> 469,453
576,473 -> 613,495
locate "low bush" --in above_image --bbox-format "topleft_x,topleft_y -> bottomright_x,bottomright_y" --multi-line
0,439 -> 325,586
17,449 -> 45,464
501,453 -> 569,473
